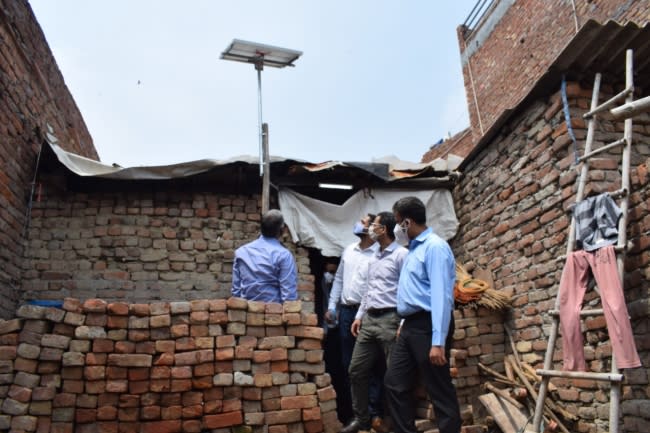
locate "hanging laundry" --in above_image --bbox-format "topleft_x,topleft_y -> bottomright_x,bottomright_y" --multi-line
559,246 -> 641,371
573,192 -> 622,251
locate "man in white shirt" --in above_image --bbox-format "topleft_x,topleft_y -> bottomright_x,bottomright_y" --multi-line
325,213 -> 381,426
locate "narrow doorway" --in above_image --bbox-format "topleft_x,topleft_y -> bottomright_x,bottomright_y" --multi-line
307,248 -> 352,424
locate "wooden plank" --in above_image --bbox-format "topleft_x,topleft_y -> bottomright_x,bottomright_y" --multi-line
479,393 -> 529,433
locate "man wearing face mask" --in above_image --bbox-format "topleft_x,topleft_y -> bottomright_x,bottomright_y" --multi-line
344,212 -> 408,433
385,197 -> 461,433
325,214 -> 382,426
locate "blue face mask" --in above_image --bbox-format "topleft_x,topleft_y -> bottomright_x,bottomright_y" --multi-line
353,221 -> 367,236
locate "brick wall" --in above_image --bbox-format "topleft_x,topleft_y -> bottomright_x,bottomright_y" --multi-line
450,307 -> 506,422
421,128 -> 473,163
452,81 -> 650,431
22,184 -> 315,311
460,0 -> 649,144
0,0 -> 97,319
0,298 -> 340,433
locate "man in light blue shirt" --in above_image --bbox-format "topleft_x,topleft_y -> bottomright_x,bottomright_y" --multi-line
385,197 -> 461,433
231,209 -> 297,303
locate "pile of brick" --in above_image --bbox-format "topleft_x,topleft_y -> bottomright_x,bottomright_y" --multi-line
0,297 -> 340,433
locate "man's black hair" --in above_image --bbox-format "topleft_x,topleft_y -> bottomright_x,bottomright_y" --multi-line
392,196 -> 426,224
261,209 -> 285,238
376,211 -> 397,240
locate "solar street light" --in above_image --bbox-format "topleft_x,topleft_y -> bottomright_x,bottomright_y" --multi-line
221,39 -> 302,213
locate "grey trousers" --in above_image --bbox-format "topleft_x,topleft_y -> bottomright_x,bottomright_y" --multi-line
348,310 -> 400,426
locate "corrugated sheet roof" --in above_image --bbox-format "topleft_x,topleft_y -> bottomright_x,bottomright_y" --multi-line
551,20 -> 650,91
43,136 -> 461,191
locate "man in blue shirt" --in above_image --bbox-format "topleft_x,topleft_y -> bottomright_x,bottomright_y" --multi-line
385,197 -> 461,433
231,209 -> 298,303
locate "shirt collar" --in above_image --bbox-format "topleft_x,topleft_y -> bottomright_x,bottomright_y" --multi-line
259,235 -> 280,244
354,241 -> 378,252
410,227 -> 433,247
376,240 -> 400,256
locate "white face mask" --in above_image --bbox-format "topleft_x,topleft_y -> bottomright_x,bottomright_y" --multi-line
393,220 -> 410,246
368,225 -> 379,241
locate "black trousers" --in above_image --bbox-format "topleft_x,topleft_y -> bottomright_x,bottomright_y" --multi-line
384,311 -> 461,433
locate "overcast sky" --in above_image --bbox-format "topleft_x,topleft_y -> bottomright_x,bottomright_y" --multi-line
30,1 -> 474,167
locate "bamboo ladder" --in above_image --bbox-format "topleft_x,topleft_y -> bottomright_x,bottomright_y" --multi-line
525,49 -> 638,433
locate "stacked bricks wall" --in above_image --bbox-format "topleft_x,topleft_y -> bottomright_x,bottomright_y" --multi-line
451,81 -> 650,432
459,0 -> 650,145
22,188 -> 316,312
0,0 -> 97,319
0,298 -> 341,433
396,307 -> 506,427
389,308 -> 506,428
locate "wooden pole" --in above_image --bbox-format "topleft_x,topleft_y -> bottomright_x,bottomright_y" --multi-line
483,382 -> 525,410
262,123 -> 270,214
610,94 -> 650,119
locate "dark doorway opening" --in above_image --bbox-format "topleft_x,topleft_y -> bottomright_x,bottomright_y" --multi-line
307,248 -> 352,424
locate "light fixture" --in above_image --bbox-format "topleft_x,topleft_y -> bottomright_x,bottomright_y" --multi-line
318,183 -> 353,190
221,39 -> 302,213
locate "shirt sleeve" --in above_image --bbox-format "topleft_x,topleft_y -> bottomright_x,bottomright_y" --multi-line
231,254 -> 242,298
278,251 -> 298,302
426,242 -> 455,346
328,254 -> 345,312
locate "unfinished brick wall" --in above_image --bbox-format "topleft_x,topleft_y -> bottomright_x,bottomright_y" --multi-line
460,0 -> 649,144
0,298 -> 339,433
0,0 -> 97,319
452,81 -> 650,432
421,128 -> 473,163
21,186 -> 315,311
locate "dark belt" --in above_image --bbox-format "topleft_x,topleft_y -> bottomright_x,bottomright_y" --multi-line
401,310 -> 430,321
366,307 -> 397,317
339,303 -> 359,310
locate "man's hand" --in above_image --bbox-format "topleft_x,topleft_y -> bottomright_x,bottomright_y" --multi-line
429,346 -> 447,366
324,309 -> 336,325
396,324 -> 402,339
351,319 -> 362,337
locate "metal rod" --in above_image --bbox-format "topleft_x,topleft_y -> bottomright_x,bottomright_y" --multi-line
23,141 -> 45,238
536,369 -> 624,382
570,0 -> 580,33
257,66 -> 264,177
262,123 -> 270,214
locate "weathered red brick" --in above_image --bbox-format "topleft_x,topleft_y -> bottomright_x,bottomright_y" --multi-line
202,411 -> 243,429
265,409 -> 301,425
140,420 -> 182,433
281,395 -> 318,409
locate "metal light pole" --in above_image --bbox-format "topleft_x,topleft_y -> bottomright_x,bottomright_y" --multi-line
221,39 -> 302,213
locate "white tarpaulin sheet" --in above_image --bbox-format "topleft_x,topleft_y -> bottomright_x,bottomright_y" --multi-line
279,188 -> 458,257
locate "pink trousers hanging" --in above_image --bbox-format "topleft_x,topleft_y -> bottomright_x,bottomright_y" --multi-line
559,246 -> 641,370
